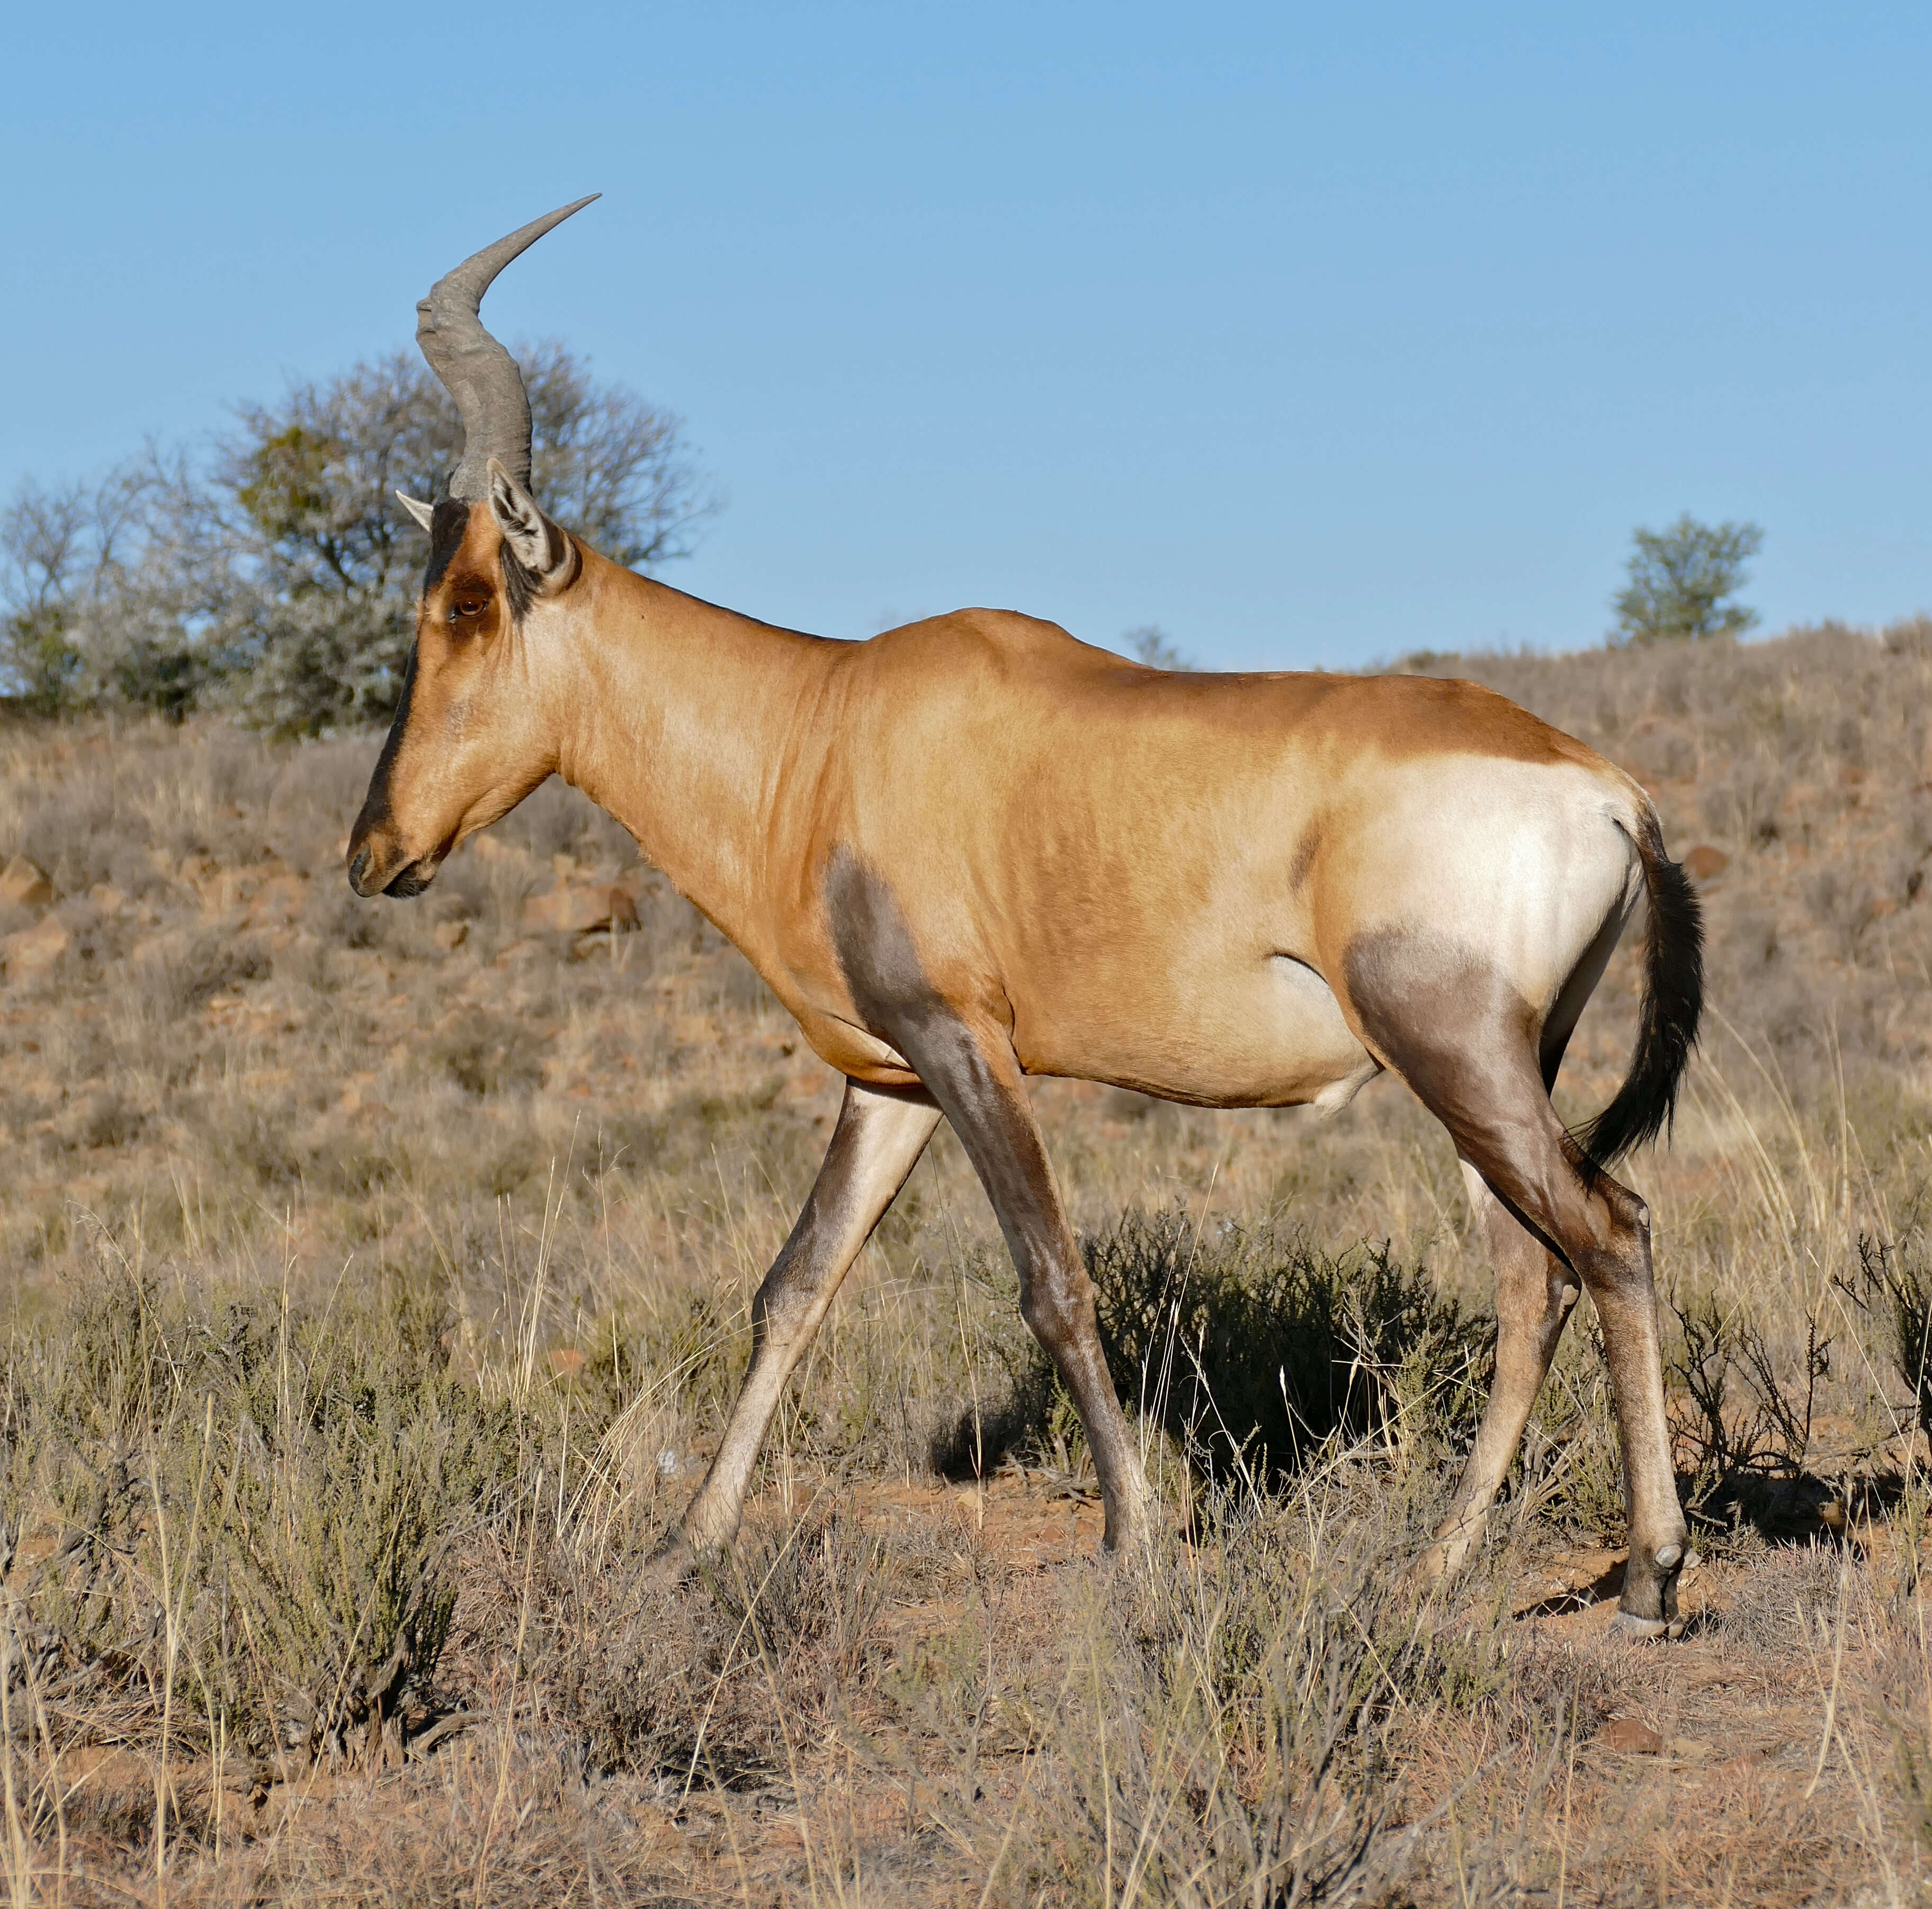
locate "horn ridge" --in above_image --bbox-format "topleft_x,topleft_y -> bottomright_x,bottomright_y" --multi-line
416,194 -> 600,501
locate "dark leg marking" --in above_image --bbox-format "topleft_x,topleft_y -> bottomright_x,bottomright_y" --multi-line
826,850 -> 1154,1550
1343,930 -> 1687,1629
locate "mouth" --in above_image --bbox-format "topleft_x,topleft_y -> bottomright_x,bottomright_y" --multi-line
347,845 -> 440,899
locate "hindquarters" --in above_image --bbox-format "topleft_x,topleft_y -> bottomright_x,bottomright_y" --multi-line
1327,787 -> 1698,1629
1321,772 -> 1702,1169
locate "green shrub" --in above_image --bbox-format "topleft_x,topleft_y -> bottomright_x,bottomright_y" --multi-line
936,1208 -> 1491,1486
1611,513 -> 1762,646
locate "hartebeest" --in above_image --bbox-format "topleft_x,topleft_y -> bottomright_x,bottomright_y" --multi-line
348,200 -> 1704,1635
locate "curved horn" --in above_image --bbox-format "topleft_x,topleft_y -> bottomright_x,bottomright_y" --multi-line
415,194 -> 600,501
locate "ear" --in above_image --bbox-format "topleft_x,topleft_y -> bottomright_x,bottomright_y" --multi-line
485,458 -> 577,592
395,491 -> 436,532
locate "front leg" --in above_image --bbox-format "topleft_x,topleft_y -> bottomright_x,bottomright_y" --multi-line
827,853 -> 1155,1554
912,1020 -> 1156,1552
896,1011 -> 1155,1549
665,1078 -> 940,1562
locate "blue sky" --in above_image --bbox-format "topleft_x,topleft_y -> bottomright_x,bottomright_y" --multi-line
4,3 -> 1926,669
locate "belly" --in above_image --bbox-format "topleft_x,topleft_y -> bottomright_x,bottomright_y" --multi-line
1013,951 -> 1380,1110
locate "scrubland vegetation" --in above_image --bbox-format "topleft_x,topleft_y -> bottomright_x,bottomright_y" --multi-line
3,615 -> 1932,1902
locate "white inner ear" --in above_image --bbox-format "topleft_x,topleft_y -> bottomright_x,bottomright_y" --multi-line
486,462 -> 568,578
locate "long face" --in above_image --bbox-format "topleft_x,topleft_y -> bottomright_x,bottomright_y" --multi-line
346,472 -> 578,898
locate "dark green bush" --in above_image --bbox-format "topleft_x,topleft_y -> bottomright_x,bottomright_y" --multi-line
1090,1208 -> 1490,1478
936,1207 -> 1491,1486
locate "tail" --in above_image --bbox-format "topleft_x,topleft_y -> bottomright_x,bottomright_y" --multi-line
1571,808 -> 1704,1170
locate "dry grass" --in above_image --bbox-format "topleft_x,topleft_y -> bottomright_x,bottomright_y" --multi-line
2,617 -> 1932,1902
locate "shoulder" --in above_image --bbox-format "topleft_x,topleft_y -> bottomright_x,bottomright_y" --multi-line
859,607 -> 1125,679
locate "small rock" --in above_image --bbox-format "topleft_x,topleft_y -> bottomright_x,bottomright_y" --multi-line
88,883 -> 126,915
0,856 -> 52,908
338,1075 -> 378,1113
547,1346 -> 585,1377
1600,1716 -> 1663,1756
523,883 -> 641,936
1681,845 -> 1729,884
2,915 -> 68,980
434,919 -> 469,951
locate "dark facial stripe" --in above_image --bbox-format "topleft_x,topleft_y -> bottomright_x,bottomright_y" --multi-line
424,499 -> 472,590
350,643 -> 419,841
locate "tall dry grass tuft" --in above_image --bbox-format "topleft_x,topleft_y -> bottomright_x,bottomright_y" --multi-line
1,1249 -> 517,1789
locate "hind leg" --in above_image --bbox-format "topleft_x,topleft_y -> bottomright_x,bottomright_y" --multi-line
1481,1132 -> 1686,1632
1419,929 -> 1624,1581
1417,1163 -> 1581,1584
1345,942 -> 1688,1632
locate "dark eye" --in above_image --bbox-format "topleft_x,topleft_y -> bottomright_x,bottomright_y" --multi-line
449,596 -> 487,623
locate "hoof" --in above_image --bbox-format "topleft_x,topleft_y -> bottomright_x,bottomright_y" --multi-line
1608,1609 -> 1686,1642
639,1533 -> 703,1593
1614,1537 -> 1689,1637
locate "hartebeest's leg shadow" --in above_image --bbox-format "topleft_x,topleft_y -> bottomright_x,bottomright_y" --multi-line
657,1080 -> 940,1570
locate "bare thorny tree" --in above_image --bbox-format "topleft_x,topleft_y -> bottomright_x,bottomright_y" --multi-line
0,343 -> 717,734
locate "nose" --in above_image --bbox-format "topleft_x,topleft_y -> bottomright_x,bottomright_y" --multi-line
346,844 -> 379,897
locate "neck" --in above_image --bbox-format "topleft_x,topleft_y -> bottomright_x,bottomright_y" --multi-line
540,553 -> 833,964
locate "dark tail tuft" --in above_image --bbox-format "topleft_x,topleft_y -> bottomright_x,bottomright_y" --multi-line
1571,810 -> 1704,1170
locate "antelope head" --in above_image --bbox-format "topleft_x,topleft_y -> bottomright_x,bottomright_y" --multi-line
346,196 -> 597,900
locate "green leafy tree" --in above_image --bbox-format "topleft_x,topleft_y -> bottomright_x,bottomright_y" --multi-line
202,341 -> 718,734
0,342 -> 717,732
1612,514 -> 1763,646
